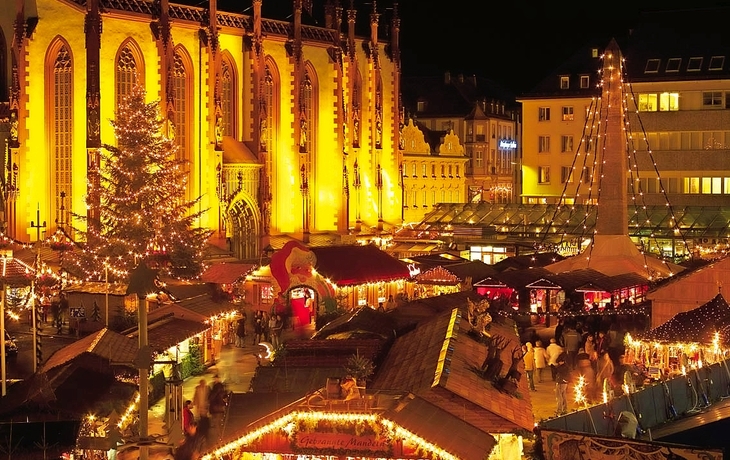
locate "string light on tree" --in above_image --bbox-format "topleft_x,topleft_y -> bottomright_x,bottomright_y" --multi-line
66,86 -> 212,282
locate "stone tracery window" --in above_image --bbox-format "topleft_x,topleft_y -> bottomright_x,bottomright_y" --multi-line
116,44 -> 138,105
220,57 -> 234,137
172,50 -> 189,163
51,43 -> 73,229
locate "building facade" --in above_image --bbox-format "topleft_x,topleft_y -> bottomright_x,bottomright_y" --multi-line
519,15 -> 730,210
0,0 -> 404,260
401,73 -> 520,204
399,119 -> 468,224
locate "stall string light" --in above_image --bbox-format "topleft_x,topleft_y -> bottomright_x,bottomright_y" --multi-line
202,410 -> 463,460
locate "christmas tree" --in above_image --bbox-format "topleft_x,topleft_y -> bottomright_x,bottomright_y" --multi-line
68,86 -> 211,280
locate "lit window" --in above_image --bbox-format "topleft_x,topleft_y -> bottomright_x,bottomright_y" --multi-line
475,150 -> 483,168
561,166 -> 573,184
638,93 -> 658,112
703,91 -> 722,107
658,92 -> 679,111
644,59 -> 661,73
709,56 -> 725,70
538,166 -> 550,184
51,42 -> 73,229
116,44 -> 139,106
221,58 -> 235,137
580,75 -> 589,88
561,135 -> 573,153
560,76 -> 569,89
666,58 -> 681,72
422,163 -> 427,177
688,57 -> 703,71
539,107 -> 550,121
172,50 -> 190,164
562,106 -> 574,121
417,100 -> 426,112
582,167 -> 592,184
538,136 -> 550,153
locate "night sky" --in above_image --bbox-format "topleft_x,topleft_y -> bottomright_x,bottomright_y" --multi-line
210,0 -> 727,94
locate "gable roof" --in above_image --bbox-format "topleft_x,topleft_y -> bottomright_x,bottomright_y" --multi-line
310,245 -> 410,286
125,315 -> 209,352
373,308 -> 534,432
200,263 -> 256,284
43,328 -> 138,372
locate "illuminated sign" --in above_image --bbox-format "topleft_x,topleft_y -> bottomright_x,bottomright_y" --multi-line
407,263 -> 421,277
499,139 -> 517,150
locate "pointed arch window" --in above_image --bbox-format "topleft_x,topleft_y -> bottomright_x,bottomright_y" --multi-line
300,69 -> 314,170
172,50 -> 189,163
220,57 -> 235,137
375,76 -> 384,149
116,44 -> 140,105
50,43 -> 73,228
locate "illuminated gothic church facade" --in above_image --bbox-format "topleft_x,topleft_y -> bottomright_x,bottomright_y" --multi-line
0,0 -> 403,259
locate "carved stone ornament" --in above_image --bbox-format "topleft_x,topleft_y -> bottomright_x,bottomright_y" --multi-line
438,129 -> 466,156
400,119 -> 430,154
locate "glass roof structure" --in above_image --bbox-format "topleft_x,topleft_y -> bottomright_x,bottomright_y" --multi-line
402,203 -> 730,245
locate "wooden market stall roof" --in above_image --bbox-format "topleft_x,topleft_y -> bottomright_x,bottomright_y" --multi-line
200,262 -> 256,284
124,314 -> 210,353
373,307 -> 535,433
639,293 -> 730,343
43,328 -> 138,372
310,244 -> 411,286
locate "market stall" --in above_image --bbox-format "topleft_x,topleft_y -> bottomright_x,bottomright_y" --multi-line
626,293 -> 730,378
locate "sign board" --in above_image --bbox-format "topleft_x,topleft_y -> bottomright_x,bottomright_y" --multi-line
499,139 -> 517,150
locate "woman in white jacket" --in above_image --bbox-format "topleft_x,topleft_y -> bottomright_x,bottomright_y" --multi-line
533,340 -> 548,383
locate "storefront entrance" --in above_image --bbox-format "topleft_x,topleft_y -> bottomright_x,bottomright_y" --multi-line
289,286 -> 315,328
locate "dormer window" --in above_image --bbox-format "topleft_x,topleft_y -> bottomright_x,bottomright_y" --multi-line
560,76 -> 569,89
416,100 -> 427,112
591,48 -> 599,58
666,58 -> 681,72
644,59 -> 661,73
688,57 -> 703,71
580,75 -> 590,88
710,56 -> 725,70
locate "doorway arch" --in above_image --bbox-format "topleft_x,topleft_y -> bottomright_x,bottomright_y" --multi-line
228,196 -> 260,260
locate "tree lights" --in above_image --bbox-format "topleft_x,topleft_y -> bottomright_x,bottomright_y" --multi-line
66,86 -> 211,282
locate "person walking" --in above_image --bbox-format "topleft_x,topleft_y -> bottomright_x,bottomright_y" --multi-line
523,342 -> 536,391
253,311 -> 264,345
270,314 -> 283,349
584,334 -> 598,372
545,338 -> 564,382
562,326 -> 581,370
534,340 -> 548,383
192,379 -> 210,420
235,316 -> 246,348
555,353 -> 570,416
207,374 -> 228,446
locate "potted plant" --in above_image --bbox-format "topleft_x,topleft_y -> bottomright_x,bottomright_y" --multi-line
344,353 -> 375,390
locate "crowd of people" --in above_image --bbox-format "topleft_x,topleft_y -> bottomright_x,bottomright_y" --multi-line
233,310 -> 284,349
522,317 -> 647,416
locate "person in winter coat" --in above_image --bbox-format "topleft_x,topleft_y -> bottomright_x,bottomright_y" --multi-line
534,340 -> 548,383
546,338 -> 564,382
523,342 -> 536,391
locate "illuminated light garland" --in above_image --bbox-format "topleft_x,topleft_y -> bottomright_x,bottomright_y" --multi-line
63,87 -> 212,283
201,411 -> 462,460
